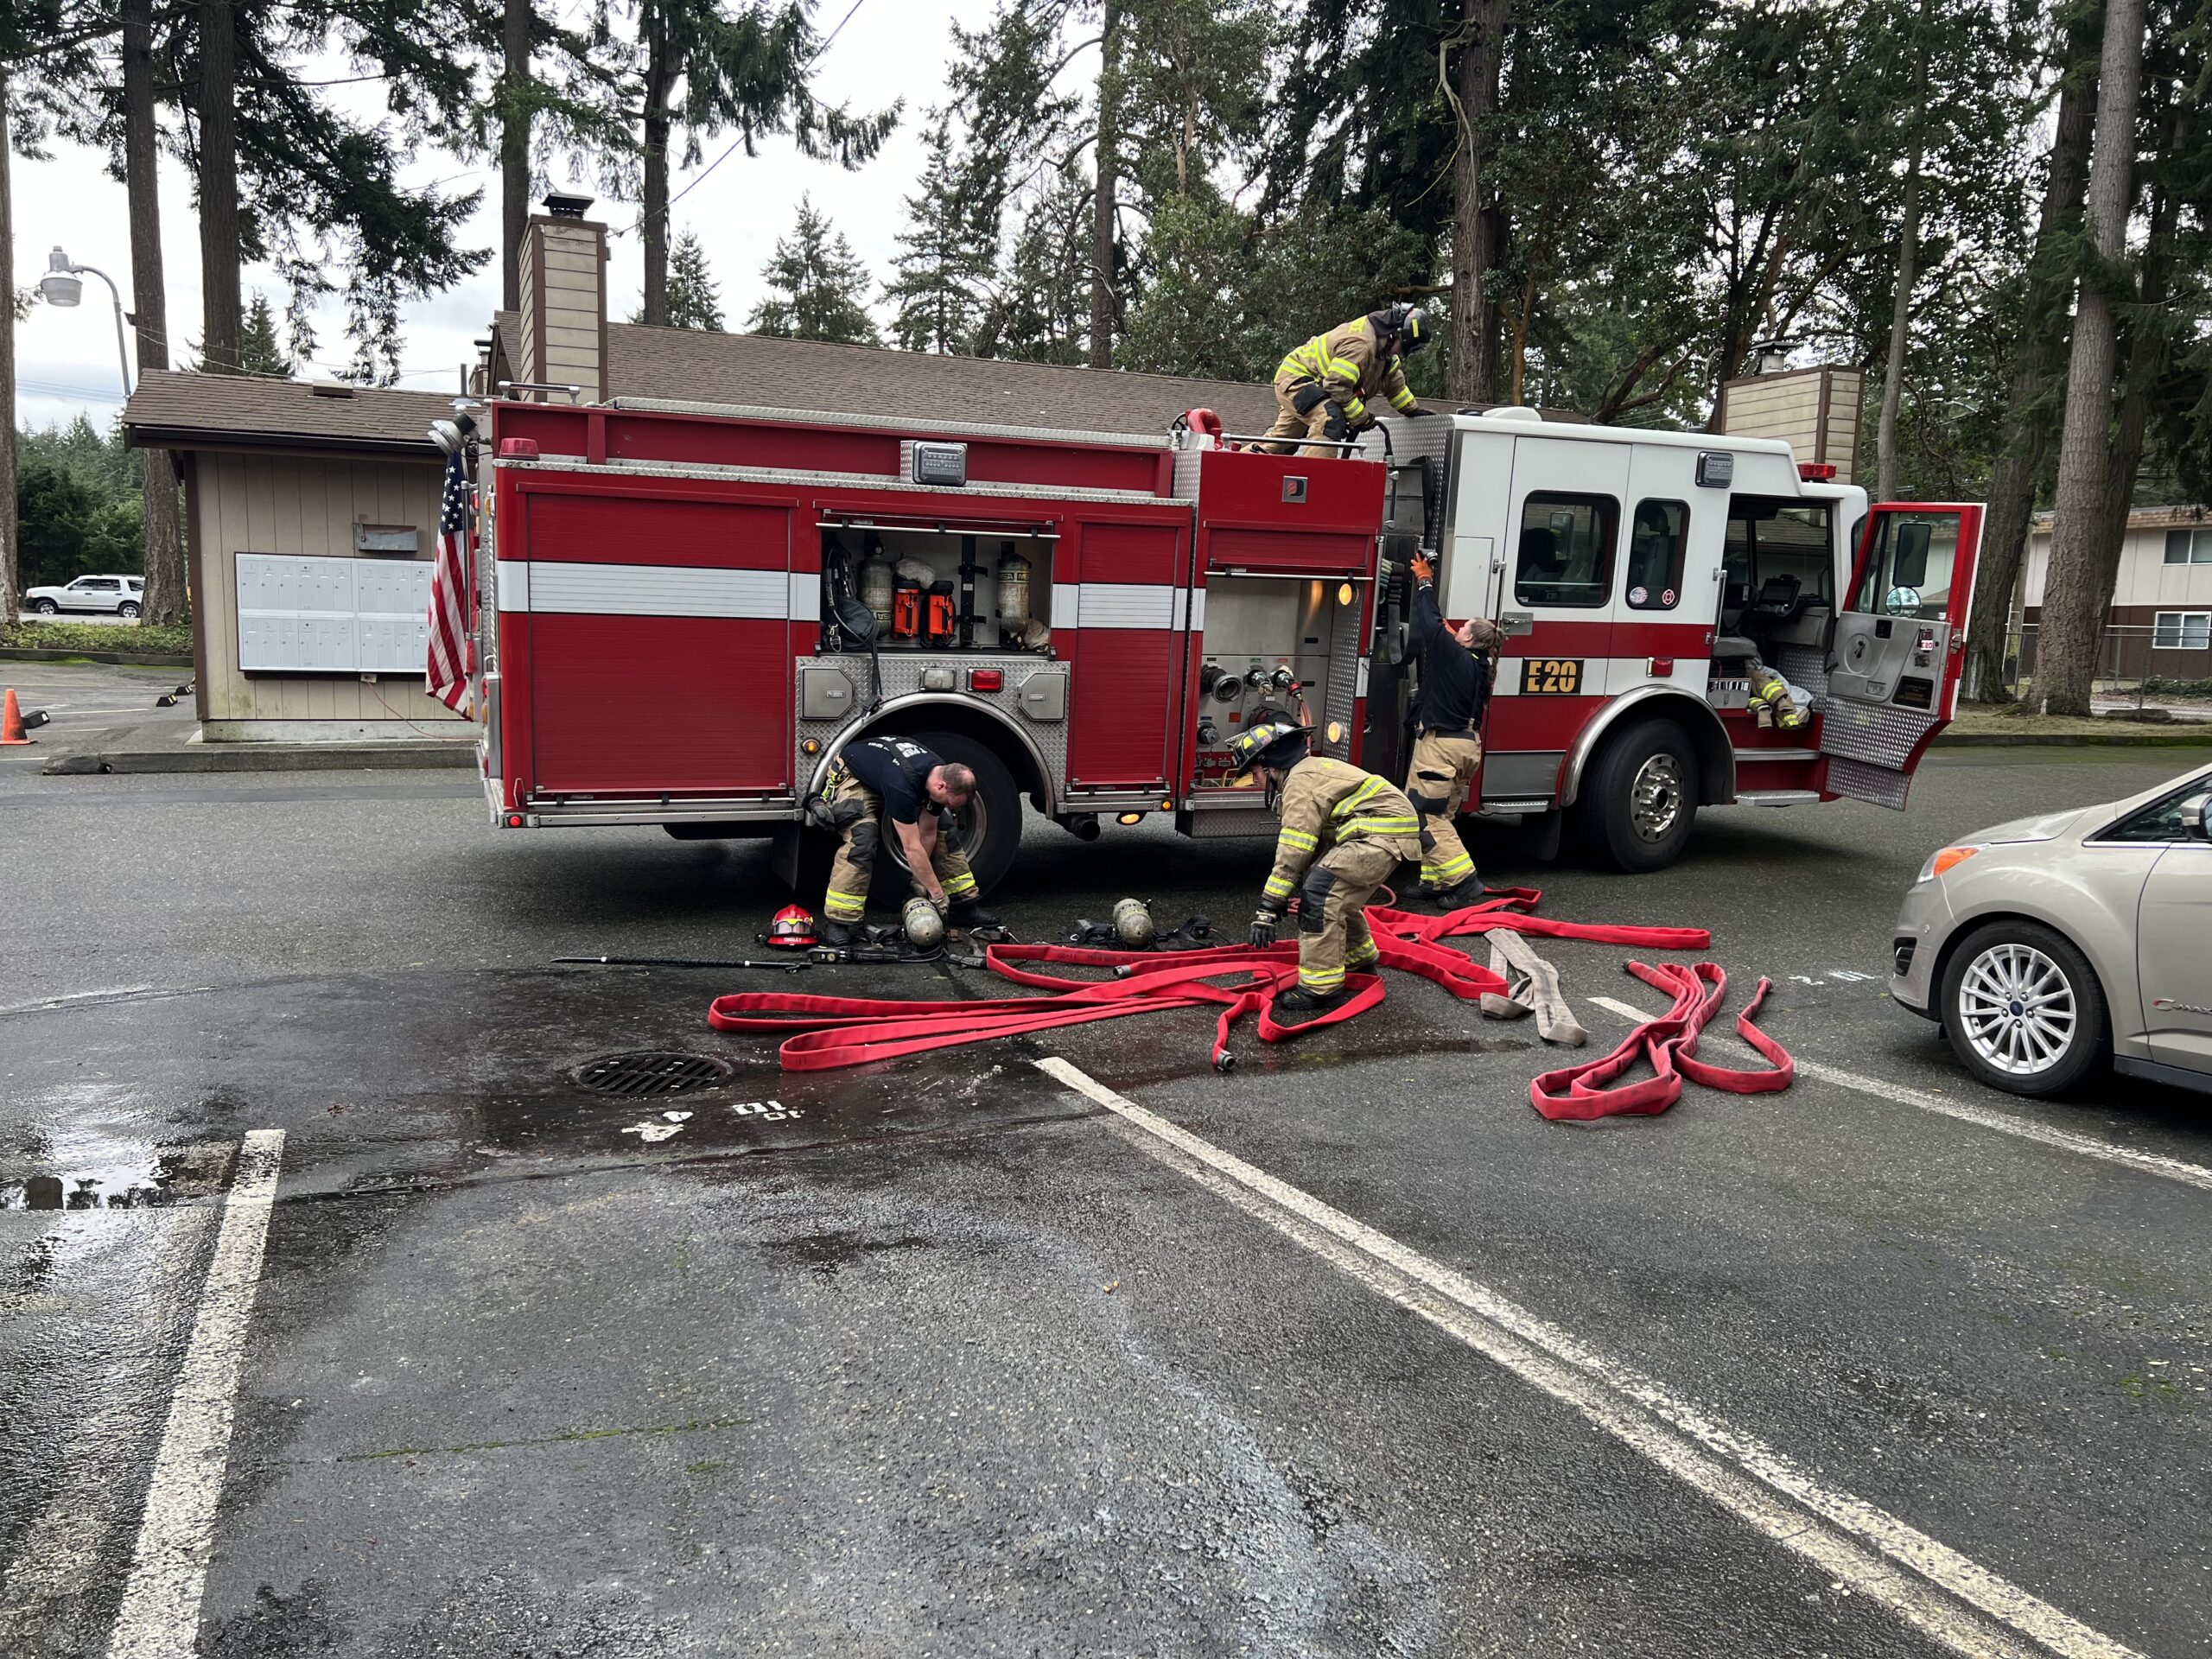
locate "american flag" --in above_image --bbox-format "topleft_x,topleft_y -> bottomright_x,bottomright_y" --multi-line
427,447 -> 475,714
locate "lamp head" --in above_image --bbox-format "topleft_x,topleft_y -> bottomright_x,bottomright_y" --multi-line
37,249 -> 80,308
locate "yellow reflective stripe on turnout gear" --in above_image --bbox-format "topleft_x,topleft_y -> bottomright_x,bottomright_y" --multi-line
1389,384 -> 1418,412
1263,872 -> 1298,899
1423,849 -> 1475,883
1332,776 -> 1389,818
1345,939 -> 1380,968
1342,813 -> 1420,837
1343,396 -> 1368,424
1300,966 -> 1346,990
943,871 -> 977,899
1277,827 -> 1319,852
823,889 -> 868,919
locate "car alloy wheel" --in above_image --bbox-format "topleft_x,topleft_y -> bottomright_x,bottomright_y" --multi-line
1955,941 -> 2077,1077
32,599 -> 57,614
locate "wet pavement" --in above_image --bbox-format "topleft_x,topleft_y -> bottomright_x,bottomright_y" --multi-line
3,726 -> 2210,1656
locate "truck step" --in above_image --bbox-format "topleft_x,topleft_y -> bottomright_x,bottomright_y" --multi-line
1732,747 -> 1820,764
1735,790 -> 1821,807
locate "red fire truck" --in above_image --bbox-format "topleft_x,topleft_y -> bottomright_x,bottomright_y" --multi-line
474,395 -> 1981,887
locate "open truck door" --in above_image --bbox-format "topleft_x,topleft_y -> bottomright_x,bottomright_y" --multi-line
1818,503 -> 1982,810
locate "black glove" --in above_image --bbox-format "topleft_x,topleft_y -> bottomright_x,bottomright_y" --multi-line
1406,404 -> 1437,417
1249,906 -> 1281,947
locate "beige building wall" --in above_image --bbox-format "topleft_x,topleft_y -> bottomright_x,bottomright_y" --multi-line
517,214 -> 607,401
2021,516 -> 2212,612
187,449 -> 466,727
1716,366 -> 1862,483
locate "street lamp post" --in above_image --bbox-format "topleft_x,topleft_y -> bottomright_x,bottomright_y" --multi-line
37,246 -> 135,399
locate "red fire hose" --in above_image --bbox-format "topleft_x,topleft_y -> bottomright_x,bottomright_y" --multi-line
706,889 -> 1791,1116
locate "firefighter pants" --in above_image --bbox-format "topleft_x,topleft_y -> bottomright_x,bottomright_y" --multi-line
820,766 -> 977,923
1259,375 -> 1348,458
1294,837 -> 1417,996
1749,665 -> 1807,728
1405,730 -> 1483,890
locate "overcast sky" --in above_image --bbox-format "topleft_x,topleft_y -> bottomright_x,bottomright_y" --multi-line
10,0 -> 1000,432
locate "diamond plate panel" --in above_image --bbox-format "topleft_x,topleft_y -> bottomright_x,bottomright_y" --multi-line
795,653 -> 1070,797
1818,696 -> 1939,769
1827,755 -> 1912,810
1775,643 -> 1830,706
1320,595 -> 1363,758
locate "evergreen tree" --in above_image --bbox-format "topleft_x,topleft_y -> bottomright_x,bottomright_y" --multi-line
663,230 -> 724,330
624,0 -> 896,327
240,291 -> 294,376
883,113 -> 987,354
748,195 -> 880,344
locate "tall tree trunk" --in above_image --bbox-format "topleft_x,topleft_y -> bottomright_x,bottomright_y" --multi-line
0,74 -> 17,620
124,0 -> 185,627
1963,48 -> 2096,702
2037,0 -> 2146,717
1446,0 -> 1510,404
639,11 -> 673,327
1875,86 -> 1926,501
1088,0 -> 1121,370
500,0 -> 532,313
198,0 -> 242,373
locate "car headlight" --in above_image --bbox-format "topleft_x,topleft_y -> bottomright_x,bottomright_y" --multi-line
1916,844 -> 1980,883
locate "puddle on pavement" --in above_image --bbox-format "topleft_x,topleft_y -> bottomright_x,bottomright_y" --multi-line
0,1137 -> 237,1211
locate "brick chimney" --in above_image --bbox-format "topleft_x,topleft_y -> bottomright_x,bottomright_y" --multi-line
515,193 -> 607,402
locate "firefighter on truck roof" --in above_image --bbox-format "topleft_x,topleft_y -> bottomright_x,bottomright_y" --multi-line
808,735 -> 999,948
1231,718 -> 1424,1020
1404,550 -> 1501,907
1260,304 -> 1438,458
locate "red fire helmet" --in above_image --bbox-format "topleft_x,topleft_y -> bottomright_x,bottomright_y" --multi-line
766,905 -> 817,948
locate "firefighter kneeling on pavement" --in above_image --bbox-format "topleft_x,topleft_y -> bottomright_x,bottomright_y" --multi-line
1405,550 -> 1501,906
1230,718 -> 1424,1020
1261,304 -> 1437,457
809,735 -> 998,947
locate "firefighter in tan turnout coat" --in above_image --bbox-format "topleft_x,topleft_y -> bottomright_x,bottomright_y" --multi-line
1261,305 -> 1437,457
1230,718 -> 1425,1017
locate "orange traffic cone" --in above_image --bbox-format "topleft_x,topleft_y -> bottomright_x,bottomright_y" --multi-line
1,688 -> 35,745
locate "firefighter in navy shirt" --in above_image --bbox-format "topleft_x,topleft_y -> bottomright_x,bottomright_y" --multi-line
811,736 -> 997,946
1403,553 -> 1500,906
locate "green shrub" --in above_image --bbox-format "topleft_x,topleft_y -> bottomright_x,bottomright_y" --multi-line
1,618 -> 194,656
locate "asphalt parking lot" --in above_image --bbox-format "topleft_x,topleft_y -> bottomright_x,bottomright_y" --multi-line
3,731 -> 2209,1657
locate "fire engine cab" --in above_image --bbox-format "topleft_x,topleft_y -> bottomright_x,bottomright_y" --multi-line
474,394 -> 1980,889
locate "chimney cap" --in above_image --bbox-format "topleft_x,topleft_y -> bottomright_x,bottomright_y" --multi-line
543,192 -> 594,219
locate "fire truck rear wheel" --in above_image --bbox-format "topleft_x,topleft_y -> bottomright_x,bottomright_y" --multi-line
869,728 -> 1022,901
1577,718 -> 1697,874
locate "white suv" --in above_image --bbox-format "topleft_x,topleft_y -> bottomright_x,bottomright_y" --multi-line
25,575 -> 144,618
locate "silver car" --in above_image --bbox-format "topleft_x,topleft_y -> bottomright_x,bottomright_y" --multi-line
1891,761 -> 2212,1098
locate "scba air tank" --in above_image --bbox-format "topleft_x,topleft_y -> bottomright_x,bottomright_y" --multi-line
858,548 -> 894,637
996,543 -> 1030,645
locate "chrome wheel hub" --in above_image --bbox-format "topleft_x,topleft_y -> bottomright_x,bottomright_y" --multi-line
1958,943 -> 2076,1077
1629,753 -> 1685,842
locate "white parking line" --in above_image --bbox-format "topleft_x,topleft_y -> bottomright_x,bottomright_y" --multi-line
105,1129 -> 285,1659
1037,1056 -> 2139,1659
1585,995 -> 2212,1194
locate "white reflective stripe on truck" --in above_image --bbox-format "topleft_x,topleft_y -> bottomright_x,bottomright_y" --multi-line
495,561 -> 793,620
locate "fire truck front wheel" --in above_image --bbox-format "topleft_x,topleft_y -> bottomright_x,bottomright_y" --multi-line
1576,718 -> 1698,874
871,728 -> 1023,901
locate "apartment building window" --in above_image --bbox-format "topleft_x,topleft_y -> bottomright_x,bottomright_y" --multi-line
2152,611 -> 2210,650
2164,528 -> 2212,565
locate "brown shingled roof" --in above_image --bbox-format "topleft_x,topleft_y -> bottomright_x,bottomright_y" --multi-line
122,369 -> 450,454
491,311 -> 1278,436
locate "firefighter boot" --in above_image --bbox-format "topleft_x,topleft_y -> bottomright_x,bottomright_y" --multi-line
947,901 -> 1000,930
1271,983 -> 1350,1024
1431,874 -> 1484,910
820,918 -> 856,948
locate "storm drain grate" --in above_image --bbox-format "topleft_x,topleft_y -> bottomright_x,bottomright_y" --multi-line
571,1051 -> 733,1098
